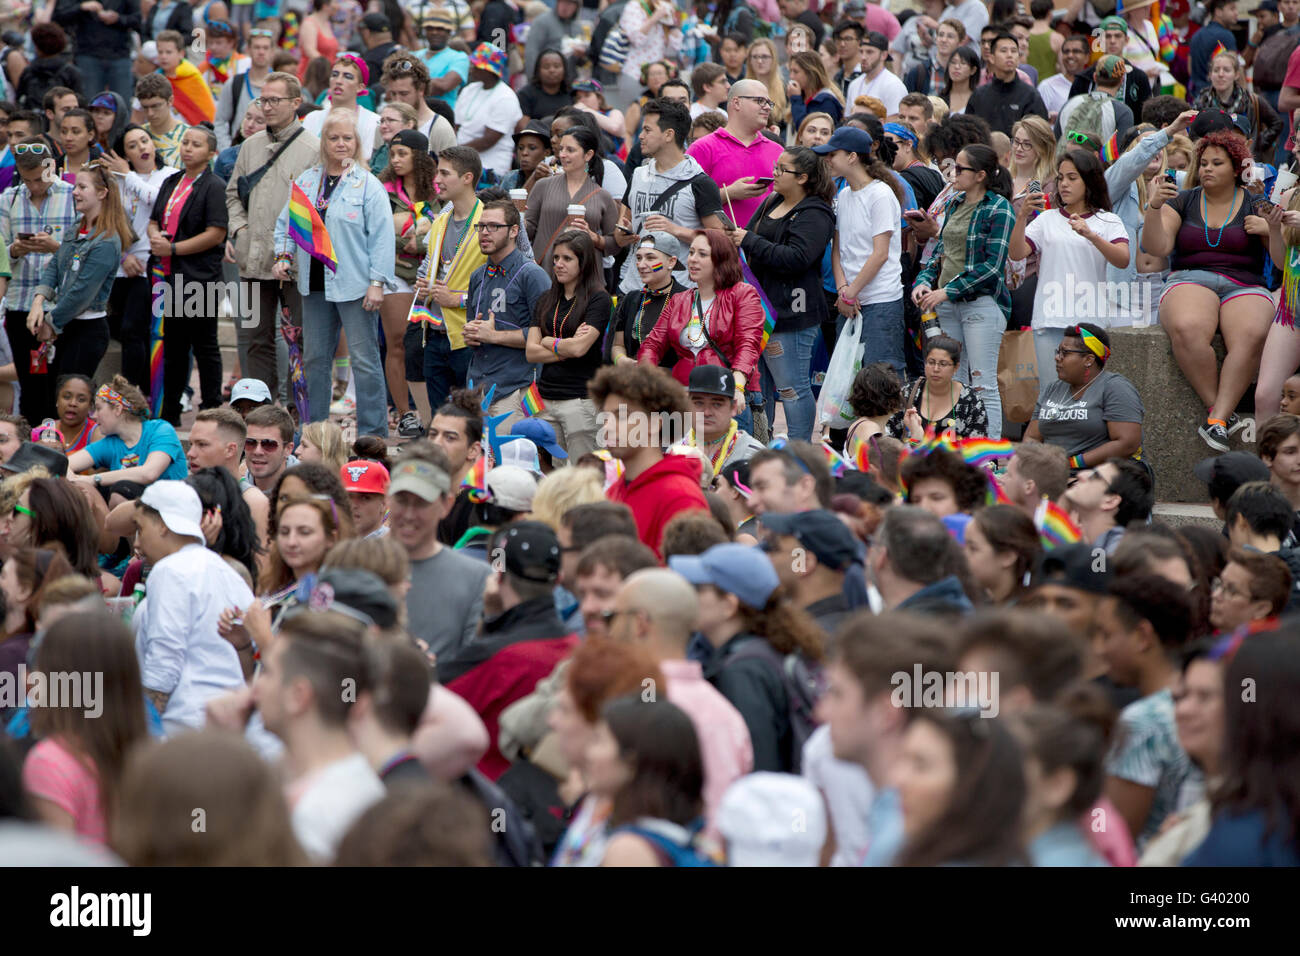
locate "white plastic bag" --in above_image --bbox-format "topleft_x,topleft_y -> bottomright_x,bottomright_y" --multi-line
817,313 -> 863,428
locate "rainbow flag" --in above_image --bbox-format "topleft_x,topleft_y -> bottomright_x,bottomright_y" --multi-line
288,182 -> 337,272
1153,3 -> 1177,64
522,382 -> 544,417
408,298 -> 444,328
1100,131 -> 1119,164
149,262 -> 165,417
461,454 -> 489,502
854,439 -> 872,474
163,59 -> 216,125
738,248 -> 777,352
820,441 -> 849,477
955,437 -> 1015,467
1035,498 -> 1083,549
0,147 -> 14,193
1210,41 -> 1228,61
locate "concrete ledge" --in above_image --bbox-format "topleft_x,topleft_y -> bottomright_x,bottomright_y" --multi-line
1153,502 -> 1220,531
1107,325 -> 1231,504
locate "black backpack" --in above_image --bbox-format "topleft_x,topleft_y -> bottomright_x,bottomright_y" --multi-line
728,639 -> 825,773
459,769 -> 546,867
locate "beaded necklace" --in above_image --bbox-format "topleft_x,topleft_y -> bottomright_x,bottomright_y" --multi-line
551,292 -> 578,340
1200,187 -> 1240,250
692,420 -> 739,477
434,198 -> 481,277
632,280 -> 675,342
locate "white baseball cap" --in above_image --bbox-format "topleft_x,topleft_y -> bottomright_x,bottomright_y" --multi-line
230,378 -> 273,405
716,773 -> 828,867
500,437 -> 543,477
140,481 -> 205,541
485,465 -> 538,513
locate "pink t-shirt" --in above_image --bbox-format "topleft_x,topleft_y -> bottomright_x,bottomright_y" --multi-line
863,4 -> 901,42
663,659 -> 754,827
687,127 -> 785,230
23,738 -> 106,844
1087,795 -> 1138,866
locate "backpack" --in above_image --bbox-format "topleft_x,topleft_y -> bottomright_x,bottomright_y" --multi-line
459,769 -> 546,867
728,638 -> 825,773
1060,91 -> 1114,157
611,823 -> 720,867
598,26 -> 631,72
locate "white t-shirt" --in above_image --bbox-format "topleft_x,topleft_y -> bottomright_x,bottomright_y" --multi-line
690,102 -> 728,121
454,81 -> 524,180
846,68 -> 908,115
1024,208 -> 1128,329
303,104 -> 382,163
834,179 -> 903,306
288,752 -> 385,863
801,726 -> 875,867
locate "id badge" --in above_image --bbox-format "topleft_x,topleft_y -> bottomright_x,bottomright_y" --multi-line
71,257 -> 81,273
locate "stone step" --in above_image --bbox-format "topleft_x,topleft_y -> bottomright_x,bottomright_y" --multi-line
1152,502 -> 1219,530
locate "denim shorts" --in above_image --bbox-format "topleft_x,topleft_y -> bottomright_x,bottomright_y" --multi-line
1161,269 -> 1273,306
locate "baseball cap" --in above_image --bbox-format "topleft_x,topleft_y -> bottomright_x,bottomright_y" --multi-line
688,364 -> 735,397
140,480 -> 205,541
842,0 -> 867,13
716,773 -> 828,867
1190,109 -> 1249,139
863,30 -> 888,51
500,437 -> 543,476
340,459 -> 391,495
389,458 -> 452,502
422,9 -> 455,29
493,521 -> 562,583
1094,54 -> 1129,83
293,568 -> 399,629
89,93 -> 117,112
811,126 -> 874,156
759,509 -> 865,571
230,378 -> 273,405
572,78 -> 603,94
639,230 -> 685,262
360,11 -> 391,31
1258,0 -> 1279,10
486,464 -> 538,512
511,418 -> 568,459
1097,14 -> 1129,33
0,442 -> 68,478
140,40 -> 158,64
1034,542 -> 1111,595
1193,451 -> 1270,496
669,542 -> 779,610
515,119 -> 551,144
391,129 -> 429,154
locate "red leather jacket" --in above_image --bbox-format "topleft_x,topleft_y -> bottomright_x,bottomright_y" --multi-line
636,282 -> 765,386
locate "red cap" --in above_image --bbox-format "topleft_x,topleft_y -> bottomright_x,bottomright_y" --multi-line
340,459 -> 390,495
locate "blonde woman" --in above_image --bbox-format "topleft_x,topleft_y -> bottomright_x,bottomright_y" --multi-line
796,111 -> 835,148
297,421 -> 348,474
788,51 -> 844,128
1193,51 -> 1283,160
1010,116 -> 1055,202
745,38 -> 789,134
529,465 -> 605,531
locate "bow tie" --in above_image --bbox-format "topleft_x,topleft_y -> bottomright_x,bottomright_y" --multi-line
486,262 -> 507,278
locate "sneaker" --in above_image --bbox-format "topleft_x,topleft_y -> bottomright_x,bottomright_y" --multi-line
179,392 -> 193,413
330,395 -> 356,417
1198,421 -> 1230,453
1226,413 -> 1248,438
398,411 -> 425,438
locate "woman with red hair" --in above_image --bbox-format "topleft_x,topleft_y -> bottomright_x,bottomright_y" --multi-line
637,229 -> 764,414
1144,129 -> 1282,452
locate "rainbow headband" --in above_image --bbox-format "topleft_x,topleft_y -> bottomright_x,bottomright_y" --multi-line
1073,326 -> 1110,363
97,384 -> 131,412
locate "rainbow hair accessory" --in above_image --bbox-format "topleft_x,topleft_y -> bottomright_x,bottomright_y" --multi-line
97,384 -> 131,412
1073,326 -> 1111,362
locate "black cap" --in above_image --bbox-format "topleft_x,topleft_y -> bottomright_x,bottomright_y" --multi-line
514,119 -> 551,143
864,30 -> 889,51
493,520 -> 561,583
1259,0 -> 1280,11
1190,109 -> 1249,139
293,568 -> 399,629
0,442 -> 68,479
361,12 -> 392,32
759,509 -> 865,571
687,364 -> 735,397
391,128 -> 429,154
1194,451 -> 1270,501
1034,543 -> 1111,596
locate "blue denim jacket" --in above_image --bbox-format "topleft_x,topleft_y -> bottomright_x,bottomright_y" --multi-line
273,163 -> 396,302
34,229 -> 122,332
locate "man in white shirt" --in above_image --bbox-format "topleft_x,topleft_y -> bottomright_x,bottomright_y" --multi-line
132,481 -> 253,735
252,608 -> 386,862
846,32 -> 908,115
381,51 -> 458,155
1041,33 -> 1090,122
454,42 -> 522,182
944,0 -> 989,43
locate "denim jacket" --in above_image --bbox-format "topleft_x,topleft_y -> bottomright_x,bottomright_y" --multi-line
34,229 -> 122,332
273,163 -> 397,302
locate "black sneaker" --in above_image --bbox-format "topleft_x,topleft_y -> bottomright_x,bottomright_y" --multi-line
1198,421 -> 1230,453
398,411 -> 425,439
1226,413 -> 1248,438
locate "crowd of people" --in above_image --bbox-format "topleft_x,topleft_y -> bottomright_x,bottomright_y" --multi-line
0,0 -> 1298,869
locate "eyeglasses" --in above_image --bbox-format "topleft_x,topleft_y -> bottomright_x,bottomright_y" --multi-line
925,358 -> 955,369
1055,347 -> 1092,357
474,222 -> 510,232
736,95 -> 775,109
774,165 -> 797,176
751,53 -> 773,61
245,437 -> 282,451
13,143 -> 48,155
1210,577 -> 1248,600
951,163 -> 976,174
255,95 -> 292,108
12,503 -> 32,518
1012,138 -> 1034,150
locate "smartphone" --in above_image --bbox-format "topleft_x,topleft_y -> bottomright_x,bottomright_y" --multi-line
716,209 -> 736,230
16,232 -> 33,240
615,223 -> 636,235
1165,169 -> 1178,185
753,176 -> 775,187
903,209 -> 927,221
1027,179 -> 1042,195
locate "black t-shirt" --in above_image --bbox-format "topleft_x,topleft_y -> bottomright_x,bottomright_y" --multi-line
609,278 -> 682,366
437,487 -> 476,546
538,288 -> 612,401
309,173 -> 343,293
900,165 -> 944,215
518,84 -> 574,121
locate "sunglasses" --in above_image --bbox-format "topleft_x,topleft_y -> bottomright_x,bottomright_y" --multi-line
1065,131 -> 1093,145
951,163 -> 976,174
12,503 -> 32,518
13,143 -> 48,155
244,437 -> 282,451
250,28 -> 276,38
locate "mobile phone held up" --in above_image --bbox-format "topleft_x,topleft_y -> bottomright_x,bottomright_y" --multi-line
752,176 -> 774,188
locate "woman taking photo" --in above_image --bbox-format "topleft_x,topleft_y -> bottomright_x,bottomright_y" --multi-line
103,124 -> 178,401
745,39 -> 788,136
517,48 -> 573,128
34,373 -> 99,455
912,143 -> 1014,439
963,504 -> 1042,606
1143,129 -> 1279,452
639,230 -> 765,402
303,53 -> 380,163
273,109 -> 396,439
370,101 -> 417,177
787,51 -> 844,128
1024,323 -> 1143,470
68,376 -> 188,496
732,145 -> 835,442
1009,148 -> 1130,398
1009,116 -> 1055,209
1193,51 -> 1283,161
23,613 -> 148,845
609,233 -> 684,368
26,164 -> 133,386
525,124 -> 618,272
940,46 -> 980,116
258,494 -> 347,603
524,230 -> 610,459
148,125 -> 228,426
380,128 -> 435,438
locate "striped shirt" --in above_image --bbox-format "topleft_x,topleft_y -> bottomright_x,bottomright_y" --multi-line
0,180 -> 79,311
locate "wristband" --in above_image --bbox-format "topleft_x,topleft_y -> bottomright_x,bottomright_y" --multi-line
552,339 -> 560,355
1070,454 -> 1086,469
170,242 -> 176,257
839,292 -> 856,305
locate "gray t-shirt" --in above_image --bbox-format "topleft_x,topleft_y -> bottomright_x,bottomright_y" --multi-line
618,156 -> 723,294
1034,370 -> 1144,459
407,546 -> 491,665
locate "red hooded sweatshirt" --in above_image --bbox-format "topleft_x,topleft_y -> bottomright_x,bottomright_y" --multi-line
608,453 -> 709,560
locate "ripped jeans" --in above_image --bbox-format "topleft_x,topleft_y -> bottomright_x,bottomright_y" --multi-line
936,295 -> 1005,439
759,325 -> 820,441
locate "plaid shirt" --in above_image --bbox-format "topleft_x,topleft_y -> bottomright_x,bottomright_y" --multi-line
916,188 -> 1015,319
0,180 -> 80,311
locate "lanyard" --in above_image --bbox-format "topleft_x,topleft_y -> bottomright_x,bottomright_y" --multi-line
164,173 -> 197,226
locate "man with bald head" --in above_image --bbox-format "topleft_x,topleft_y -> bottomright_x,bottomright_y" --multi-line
687,79 -> 786,228
610,569 -> 754,823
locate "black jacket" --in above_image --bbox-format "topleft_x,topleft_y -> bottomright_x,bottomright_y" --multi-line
142,0 -> 192,40
437,595 -> 568,685
148,169 -> 230,284
53,0 -> 141,59
1068,65 -> 1151,123
15,55 -> 84,111
967,75 -> 1048,137
703,633 -> 792,773
740,193 -> 833,334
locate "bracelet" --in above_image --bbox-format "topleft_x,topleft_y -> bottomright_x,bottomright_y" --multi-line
274,252 -> 294,264
170,242 -> 176,257
839,293 -> 856,305
552,339 -> 560,355
1070,454 -> 1086,469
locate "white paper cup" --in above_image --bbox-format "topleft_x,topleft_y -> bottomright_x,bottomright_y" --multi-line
566,204 -> 586,218
1272,168 -> 1297,205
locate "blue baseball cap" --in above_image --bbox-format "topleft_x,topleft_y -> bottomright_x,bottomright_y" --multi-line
669,542 -> 779,610
511,418 -> 568,459
811,127 -> 874,156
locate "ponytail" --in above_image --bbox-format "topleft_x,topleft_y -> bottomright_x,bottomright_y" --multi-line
962,143 -> 1012,200
560,125 -> 604,187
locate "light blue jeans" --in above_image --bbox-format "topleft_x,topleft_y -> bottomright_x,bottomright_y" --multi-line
1033,326 -> 1066,403
760,325 -> 820,442
303,293 -> 387,437
936,295 -> 1004,439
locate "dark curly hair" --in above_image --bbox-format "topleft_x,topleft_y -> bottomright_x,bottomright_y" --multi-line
849,362 -> 902,419
900,446 -> 990,513
923,111 -> 992,164
588,362 -> 692,419
1196,128 -> 1253,185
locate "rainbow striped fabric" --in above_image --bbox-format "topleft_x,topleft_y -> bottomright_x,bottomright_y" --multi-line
957,438 -> 1016,467
820,441 -> 849,477
1100,131 -> 1119,164
149,262 -> 165,417
163,60 -> 216,125
288,182 -> 337,272
1035,498 -> 1083,549
1154,4 -> 1177,63
522,382 -> 545,417
461,454 -> 489,503
408,298 -> 443,328
1210,41 -> 1228,61
738,248 -> 776,352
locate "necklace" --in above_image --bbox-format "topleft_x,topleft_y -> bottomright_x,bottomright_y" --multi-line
691,420 -> 739,477
1070,374 -> 1099,402
632,282 -> 674,342
685,290 -> 713,350
433,198 -> 481,278
1201,187 -> 1240,249
924,379 -> 956,426
551,294 -> 577,340
317,168 -> 343,211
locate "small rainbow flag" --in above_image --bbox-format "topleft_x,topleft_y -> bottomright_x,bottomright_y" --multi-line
461,454 -> 489,502
854,439 -> 872,474
163,59 -> 216,125
1210,41 -> 1228,61
1035,498 -> 1083,549
289,182 -> 337,272
954,437 -> 1015,467
149,262 -> 165,417
738,248 -> 777,352
1100,131 -> 1119,164
820,441 -> 850,477
408,298 -> 443,328
522,381 -> 545,417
